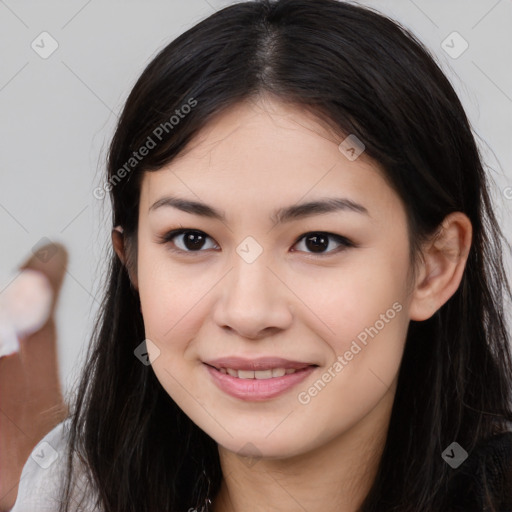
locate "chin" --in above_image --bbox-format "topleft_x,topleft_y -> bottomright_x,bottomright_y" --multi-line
216,432 -> 309,461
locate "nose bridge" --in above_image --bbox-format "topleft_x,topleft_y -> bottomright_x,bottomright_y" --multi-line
231,249 -> 272,301
212,244 -> 293,337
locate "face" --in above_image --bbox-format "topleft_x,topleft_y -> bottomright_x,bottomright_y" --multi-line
135,96 -> 414,459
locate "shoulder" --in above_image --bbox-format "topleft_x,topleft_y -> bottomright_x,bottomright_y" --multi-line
10,419 -> 99,512
447,431 -> 512,511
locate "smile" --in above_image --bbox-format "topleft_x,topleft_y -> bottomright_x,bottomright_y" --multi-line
217,367 -> 299,379
204,362 -> 317,401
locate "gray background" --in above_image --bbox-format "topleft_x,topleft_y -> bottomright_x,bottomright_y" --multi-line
1,0 -> 511,401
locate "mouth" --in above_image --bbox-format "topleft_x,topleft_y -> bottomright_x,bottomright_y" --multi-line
203,356 -> 318,376
204,363 -> 316,380
203,357 -> 319,401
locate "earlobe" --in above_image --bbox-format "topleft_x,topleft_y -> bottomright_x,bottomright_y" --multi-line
111,225 -> 139,290
409,212 -> 472,321
112,226 -> 126,265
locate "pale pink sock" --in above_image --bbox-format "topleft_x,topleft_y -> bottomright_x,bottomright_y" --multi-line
0,269 -> 53,357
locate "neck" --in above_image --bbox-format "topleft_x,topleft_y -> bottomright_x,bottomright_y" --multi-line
210,380 -> 395,512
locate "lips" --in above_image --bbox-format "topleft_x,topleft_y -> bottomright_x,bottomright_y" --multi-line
204,362 -> 317,401
203,356 -> 319,400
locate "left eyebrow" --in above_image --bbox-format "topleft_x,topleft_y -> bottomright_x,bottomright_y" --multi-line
148,195 -> 370,224
271,197 -> 370,224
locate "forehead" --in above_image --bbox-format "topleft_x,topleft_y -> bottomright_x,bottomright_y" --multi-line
139,97 -> 402,224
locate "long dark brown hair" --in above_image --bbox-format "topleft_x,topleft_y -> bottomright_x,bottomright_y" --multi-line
60,1 -> 512,510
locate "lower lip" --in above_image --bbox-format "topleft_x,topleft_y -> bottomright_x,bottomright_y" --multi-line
204,364 -> 316,401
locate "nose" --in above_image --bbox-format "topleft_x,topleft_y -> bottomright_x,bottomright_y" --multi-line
212,254 -> 294,340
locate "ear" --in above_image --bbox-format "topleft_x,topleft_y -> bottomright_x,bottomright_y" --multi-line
112,225 -> 139,290
409,212 -> 472,321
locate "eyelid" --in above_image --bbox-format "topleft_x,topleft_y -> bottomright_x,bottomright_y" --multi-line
157,228 -> 354,256
156,228 -> 220,255
292,232 -> 354,256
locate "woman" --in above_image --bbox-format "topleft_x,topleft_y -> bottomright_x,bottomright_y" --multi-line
9,0 -> 512,511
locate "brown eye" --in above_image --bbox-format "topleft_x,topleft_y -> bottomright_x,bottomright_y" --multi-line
292,232 -> 353,255
160,229 -> 219,253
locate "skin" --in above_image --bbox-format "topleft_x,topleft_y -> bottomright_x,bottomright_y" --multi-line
113,95 -> 472,512
0,244 -> 68,511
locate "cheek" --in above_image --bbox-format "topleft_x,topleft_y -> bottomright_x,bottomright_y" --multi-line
291,253 -> 408,347
293,277 -> 407,443
137,244 -> 191,345
137,252 -> 209,403
292,246 -> 410,407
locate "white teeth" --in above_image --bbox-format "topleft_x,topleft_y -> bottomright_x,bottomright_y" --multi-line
254,369 -> 273,379
220,367 -> 297,379
272,368 -> 286,377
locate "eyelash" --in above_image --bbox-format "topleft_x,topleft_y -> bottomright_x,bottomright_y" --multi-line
156,228 -> 355,257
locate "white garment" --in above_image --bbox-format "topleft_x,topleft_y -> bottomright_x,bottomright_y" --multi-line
10,420 -> 99,512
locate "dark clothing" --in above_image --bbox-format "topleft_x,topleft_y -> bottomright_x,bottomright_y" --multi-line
447,432 -> 512,511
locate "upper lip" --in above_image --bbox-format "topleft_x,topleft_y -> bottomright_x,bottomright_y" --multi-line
203,357 -> 317,371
